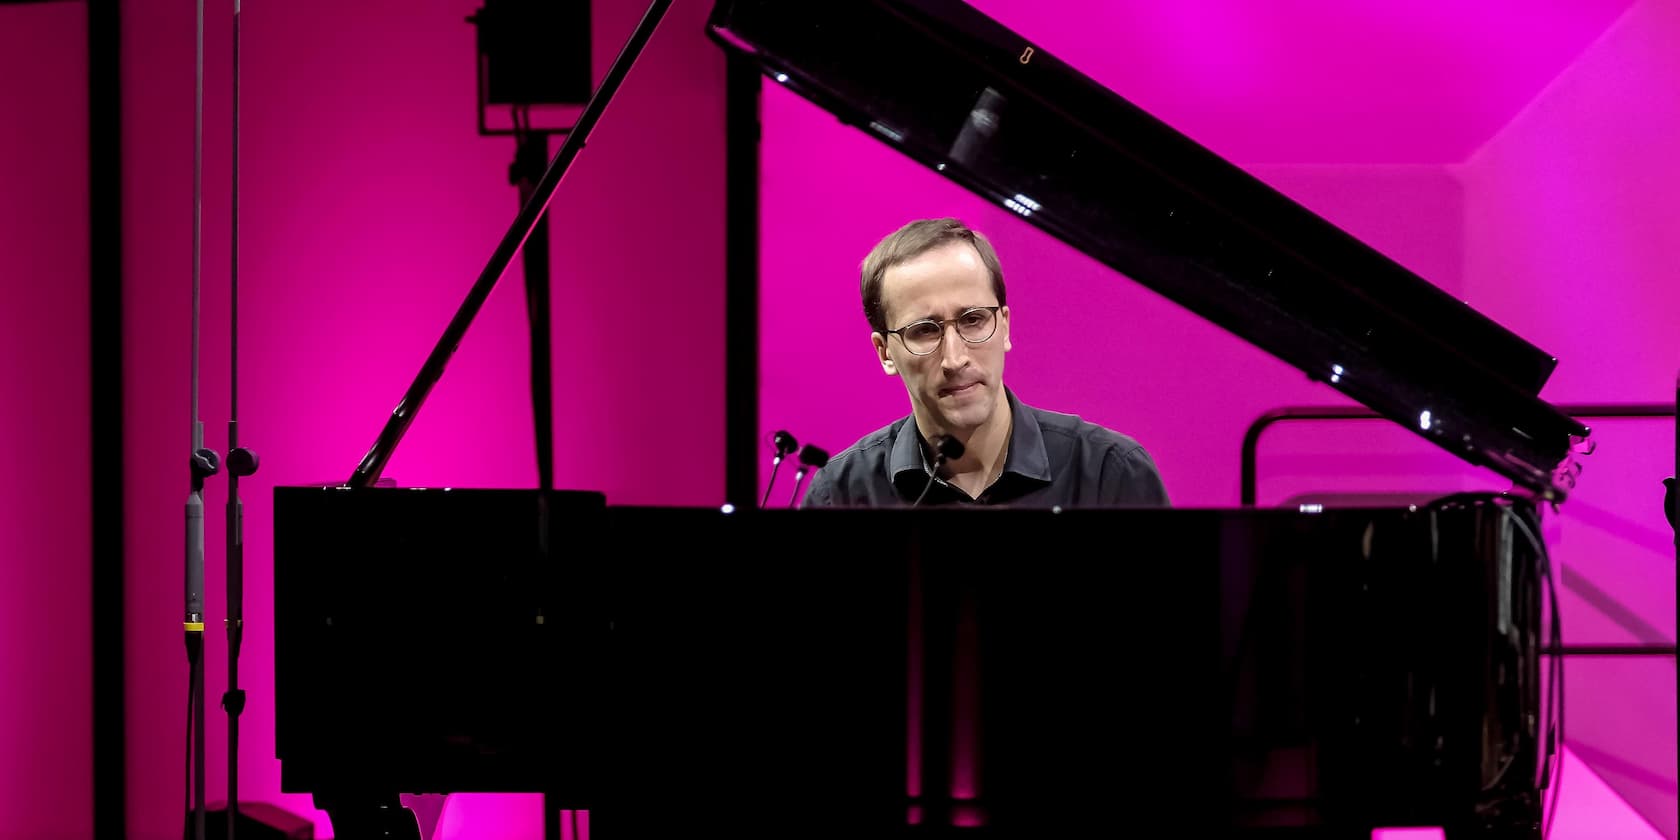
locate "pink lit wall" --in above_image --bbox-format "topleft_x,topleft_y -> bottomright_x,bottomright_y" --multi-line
120,0 -> 725,837
0,4 -> 93,840
1458,0 -> 1679,833
759,84 -> 1482,505
948,0 -> 1636,166
1460,0 -> 1680,407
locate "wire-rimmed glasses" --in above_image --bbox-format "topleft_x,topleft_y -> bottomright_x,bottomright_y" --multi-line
882,306 -> 1001,356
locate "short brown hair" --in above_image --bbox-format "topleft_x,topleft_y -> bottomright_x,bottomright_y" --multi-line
860,217 -> 1007,334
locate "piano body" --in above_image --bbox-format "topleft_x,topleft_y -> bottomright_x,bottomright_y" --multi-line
277,495 -> 1554,839
275,1 -> 1590,837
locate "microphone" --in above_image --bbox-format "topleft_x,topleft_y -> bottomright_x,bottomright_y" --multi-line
773,430 -> 799,459
788,443 -> 830,507
934,434 -> 965,462
911,434 -> 964,508
761,430 -> 799,507
187,445 -> 220,632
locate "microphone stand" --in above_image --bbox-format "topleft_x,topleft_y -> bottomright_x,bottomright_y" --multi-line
347,0 -> 675,489
762,454 -> 786,507
509,97 -> 563,840
762,431 -> 797,507
185,0 -> 217,837
787,467 -> 809,506
786,444 -> 829,507
510,111 -> 555,498
223,3 -> 259,837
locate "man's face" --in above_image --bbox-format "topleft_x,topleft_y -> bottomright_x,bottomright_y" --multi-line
872,240 -> 1011,436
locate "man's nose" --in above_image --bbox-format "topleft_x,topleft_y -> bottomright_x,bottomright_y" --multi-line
939,322 -> 970,370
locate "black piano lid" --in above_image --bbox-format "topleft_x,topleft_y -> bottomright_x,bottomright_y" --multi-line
706,0 -> 1592,500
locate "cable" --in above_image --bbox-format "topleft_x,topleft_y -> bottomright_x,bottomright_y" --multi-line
910,470 -> 939,507
183,672 -> 193,830
911,435 -> 963,508
227,6 -> 247,838
1503,504 -> 1563,840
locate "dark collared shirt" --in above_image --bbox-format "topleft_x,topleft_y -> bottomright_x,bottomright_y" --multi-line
800,390 -> 1169,508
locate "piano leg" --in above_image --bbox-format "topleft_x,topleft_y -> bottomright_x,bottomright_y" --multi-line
313,792 -> 421,840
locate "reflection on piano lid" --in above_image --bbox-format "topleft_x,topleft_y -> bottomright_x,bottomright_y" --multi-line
705,0 -> 1592,501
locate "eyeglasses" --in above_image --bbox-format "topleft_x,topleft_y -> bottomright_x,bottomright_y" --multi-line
883,306 -> 1001,356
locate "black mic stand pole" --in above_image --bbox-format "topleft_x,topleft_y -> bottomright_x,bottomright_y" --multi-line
787,445 -> 829,507
787,468 -> 807,507
185,0 -> 218,837
507,106 -> 565,840
510,110 -> 555,498
223,2 -> 259,837
347,0 -> 675,490
762,431 -> 797,507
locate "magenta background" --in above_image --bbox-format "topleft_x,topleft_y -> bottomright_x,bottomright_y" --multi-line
0,0 -> 1673,838
0,4 -> 92,840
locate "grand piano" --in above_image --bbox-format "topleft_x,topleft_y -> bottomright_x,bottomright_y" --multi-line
274,1 -> 1590,837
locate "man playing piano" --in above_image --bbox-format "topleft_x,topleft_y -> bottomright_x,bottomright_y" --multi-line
801,217 -> 1170,508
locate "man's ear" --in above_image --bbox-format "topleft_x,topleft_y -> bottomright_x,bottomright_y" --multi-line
1000,305 -> 1012,352
872,332 -> 897,376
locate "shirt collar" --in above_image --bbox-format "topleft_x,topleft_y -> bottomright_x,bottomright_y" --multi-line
888,388 -> 1053,493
